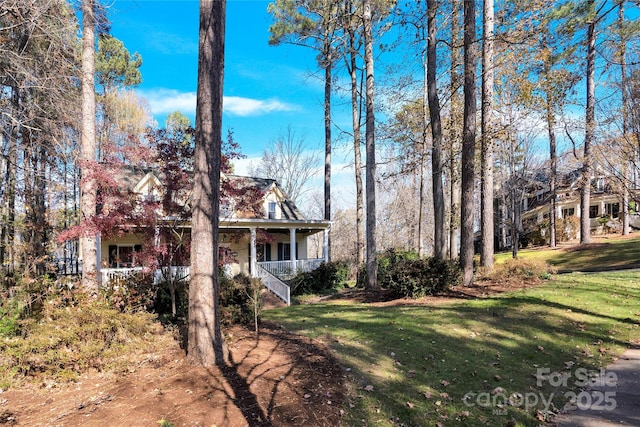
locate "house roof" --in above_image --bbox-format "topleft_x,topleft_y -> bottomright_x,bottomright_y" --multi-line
223,174 -> 306,221
106,164 -> 311,223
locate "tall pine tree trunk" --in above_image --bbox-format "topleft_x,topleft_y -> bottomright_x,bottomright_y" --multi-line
480,0 -> 494,269
580,0 -> 595,245
80,0 -> 98,292
460,0 -> 477,287
619,1 -> 631,235
323,38 -> 332,260
543,37 -> 558,248
346,6 -> 364,272
449,0 -> 461,259
547,99 -> 558,247
427,0 -> 445,259
363,0 -> 378,290
189,0 -> 228,367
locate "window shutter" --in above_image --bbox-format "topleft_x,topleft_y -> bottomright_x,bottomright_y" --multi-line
108,245 -> 117,267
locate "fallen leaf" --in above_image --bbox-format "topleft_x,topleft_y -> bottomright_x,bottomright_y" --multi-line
408,370 -> 416,378
494,374 -> 502,381
440,379 -> 450,387
364,385 -> 374,392
422,391 -> 432,399
537,345 -> 545,352
406,401 -> 414,409
304,394 -> 311,399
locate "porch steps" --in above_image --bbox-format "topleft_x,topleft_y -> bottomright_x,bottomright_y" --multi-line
255,264 -> 291,306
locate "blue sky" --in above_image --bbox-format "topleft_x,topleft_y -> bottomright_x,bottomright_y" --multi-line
108,0 -> 321,153
108,0 -> 355,210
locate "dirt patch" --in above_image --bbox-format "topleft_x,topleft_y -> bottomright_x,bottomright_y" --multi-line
0,324 -> 344,427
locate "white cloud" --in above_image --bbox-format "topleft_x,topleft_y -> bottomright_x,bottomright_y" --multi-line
138,89 -> 196,115
224,96 -> 297,116
137,89 -> 298,118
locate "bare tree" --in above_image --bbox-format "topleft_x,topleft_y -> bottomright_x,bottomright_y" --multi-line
249,125 -> 320,205
188,0 -> 227,367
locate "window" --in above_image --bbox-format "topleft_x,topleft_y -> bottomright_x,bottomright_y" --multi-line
268,202 -> 277,219
108,244 -> 141,268
278,243 -> 291,261
589,205 -> 599,218
277,242 -> 298,261
257,243 -> 272,262
220,199 -> 234,217
592,177 -> 605,193
562,207 -> 575,218
606,203 -> 620,218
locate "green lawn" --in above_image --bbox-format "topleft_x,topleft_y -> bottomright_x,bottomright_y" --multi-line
263,269 -> 640,426
494,234 -> 640,272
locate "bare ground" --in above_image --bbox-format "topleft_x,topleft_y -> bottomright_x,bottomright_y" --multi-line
0,323 -> 345,427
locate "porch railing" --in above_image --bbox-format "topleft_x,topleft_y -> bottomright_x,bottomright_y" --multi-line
100,266 -> 190,288
257,258 -> 324,280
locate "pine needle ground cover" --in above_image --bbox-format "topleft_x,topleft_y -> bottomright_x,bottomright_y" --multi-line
263,271 -> 640,426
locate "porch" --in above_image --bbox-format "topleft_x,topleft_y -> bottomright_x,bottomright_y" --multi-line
99,258 -> 325,306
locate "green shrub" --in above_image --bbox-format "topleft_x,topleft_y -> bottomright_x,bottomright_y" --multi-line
0,296 -> 21,337
289,261 -> 349,296
219,273 -> 262,326
358,249 -> 419,287
154,277 -> 189,320
381,257 -> 462,298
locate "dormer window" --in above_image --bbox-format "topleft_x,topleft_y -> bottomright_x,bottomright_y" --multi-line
268,202 -> 277,219
220,199 -> 234,217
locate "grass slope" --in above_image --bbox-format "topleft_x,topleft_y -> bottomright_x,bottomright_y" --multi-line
263,270 -> 640,426
495,235 -> 640,273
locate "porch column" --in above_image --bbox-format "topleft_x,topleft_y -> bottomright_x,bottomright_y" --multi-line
250,227 -> 257,277
290,227 -> 297,274
96,234 -> 102,287
323,229 -> 329,263
154,226 -> 160,248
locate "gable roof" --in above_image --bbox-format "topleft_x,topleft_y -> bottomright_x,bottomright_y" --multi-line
223,174 -> 306,220
106,164 -> 308,222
